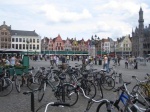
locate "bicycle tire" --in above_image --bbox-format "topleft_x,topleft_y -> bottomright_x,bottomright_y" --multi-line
101,76 -> 115,90
0,78 -> 13,97
96,101 -> 119,112
132,84 -> 150,107
38,82 -> 46,102
15,75 -> 22,93
77,78 -> 97,98
94,79 -> 103,100
58,83 -> 78,106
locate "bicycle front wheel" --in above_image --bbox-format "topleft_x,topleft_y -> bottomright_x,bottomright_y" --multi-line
0,78 -> 13,97
96,101 -> 119,112
38,82 -> 46,102
101,76 -> 115,90
58,84 -> 78,106
27,75 -> 41,90
15,75 -> 22,93
78,78 -> 97,98
94,79 -> 103,100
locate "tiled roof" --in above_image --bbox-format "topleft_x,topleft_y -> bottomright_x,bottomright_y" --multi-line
11,30 -> 39,36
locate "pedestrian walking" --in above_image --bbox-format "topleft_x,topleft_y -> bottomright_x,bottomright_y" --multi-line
66,55 -> 69,64
125,57 -> 128,69
103,55 -> 109,73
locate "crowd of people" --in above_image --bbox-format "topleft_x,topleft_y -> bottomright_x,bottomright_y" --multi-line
0,54 -> 22,66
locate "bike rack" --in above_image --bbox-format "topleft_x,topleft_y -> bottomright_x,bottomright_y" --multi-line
23,89 -> 39,112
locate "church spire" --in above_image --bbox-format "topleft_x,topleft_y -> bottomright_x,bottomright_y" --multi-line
138,7 -> 144,30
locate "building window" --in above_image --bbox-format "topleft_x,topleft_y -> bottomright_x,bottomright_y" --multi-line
5,32 -> 7,35
37,45 -> 39,49
12,44 -> 14,48
30,39 -> 32,43
12,38 -> 15,42
30,44 -> 32,49
5,38 -> 7,42
16,44 -> 18,49
37,39 -> 39,43
16,38 -> 18,42
5,45 -> 7,48
23,44 -> 25,49
33,45 -> 35,49
60,43 -> 61,46
33,39 -> 35,43
23,38 -> 25,42
19,44 -> 22,49
19,38 -> 22,42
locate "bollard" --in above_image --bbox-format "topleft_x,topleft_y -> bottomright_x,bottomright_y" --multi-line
119,73 -> 123,84
31,92 -> 35,112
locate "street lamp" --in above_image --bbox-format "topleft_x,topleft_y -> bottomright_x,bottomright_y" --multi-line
26,39 -> 29,56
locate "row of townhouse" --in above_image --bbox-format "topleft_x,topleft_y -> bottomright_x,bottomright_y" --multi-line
0,21 -> 132,57
0,21 -> 41,54
41,35 -> 132,57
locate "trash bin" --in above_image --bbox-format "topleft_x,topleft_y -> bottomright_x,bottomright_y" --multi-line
99,59 -> 102,65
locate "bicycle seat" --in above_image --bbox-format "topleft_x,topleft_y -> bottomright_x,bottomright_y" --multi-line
59,74 -> 66,80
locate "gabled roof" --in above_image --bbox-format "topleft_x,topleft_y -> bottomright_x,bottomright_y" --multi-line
11,30 -> 39,36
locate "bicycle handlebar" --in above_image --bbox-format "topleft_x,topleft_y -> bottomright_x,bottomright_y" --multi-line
79,87 -> 109,103
44,102 -> 70,112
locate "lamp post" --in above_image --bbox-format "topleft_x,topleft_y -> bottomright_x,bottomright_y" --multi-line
26,39 -> 29,56
128,44 -> 130,57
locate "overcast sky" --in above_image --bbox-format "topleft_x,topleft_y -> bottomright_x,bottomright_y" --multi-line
0,0 -> 150,41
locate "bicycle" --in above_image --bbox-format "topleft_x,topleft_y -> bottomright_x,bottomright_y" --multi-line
0,68 -> 13,97
65,67 -> 97,99
38,71 -> 78,106
96,82 -> 150,112
132,75 -> 150,107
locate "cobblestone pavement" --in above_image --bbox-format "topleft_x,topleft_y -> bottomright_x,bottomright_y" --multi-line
0,59 -> 150,112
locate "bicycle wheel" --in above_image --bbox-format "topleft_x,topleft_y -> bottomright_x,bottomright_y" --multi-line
94,79 -> 103,100
96,101 -> 119,112
58,83 -> 78,106
78,78 -> 96,98
27,75 -> 41,90
132,84 -> 150,107
0,78 -> 13,97
38,82 -> 46,102
15,75 -> 22,93
101,76 -> 115,90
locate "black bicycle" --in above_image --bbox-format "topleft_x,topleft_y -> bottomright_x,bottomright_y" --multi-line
38,71 -> 78,106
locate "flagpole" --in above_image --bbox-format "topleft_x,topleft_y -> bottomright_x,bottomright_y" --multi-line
101,42 -> 102,57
